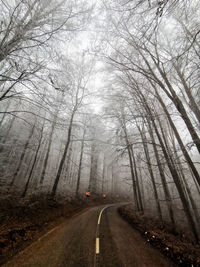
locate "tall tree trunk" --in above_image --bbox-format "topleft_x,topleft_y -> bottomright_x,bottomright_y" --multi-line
111,163 -> 114,196
75,128 -> 86,197
138,125 -> 163,221
174,64 -> 200,124
0,99 -> 10,128
147,121 -> 176,230
88,141 -> 98,194
50,110 -> 75,198
153,57 -> 200,153
142,51 -> 200,153
149,114 -> 199,243
170,130 -> 200,224
69,153 -> 74,186
10,121 -> 36,186
0,115 -> 16,152
129,80 -> 198,239
64,142 -> 73,183
130,145 -> 144,213
0,101 -> 20,146
153,86 -> 200,187
102,154 -> 106,194
39,113 -> 57,185
123,123 -> 139,211
21,119 -> 45,198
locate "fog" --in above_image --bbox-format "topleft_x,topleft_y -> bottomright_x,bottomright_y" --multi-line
0,0 -> 200,243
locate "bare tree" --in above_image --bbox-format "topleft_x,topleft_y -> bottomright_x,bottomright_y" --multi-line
50,56 -> 92,198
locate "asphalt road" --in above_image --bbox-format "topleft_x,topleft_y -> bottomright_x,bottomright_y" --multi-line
3,204 -> 176,267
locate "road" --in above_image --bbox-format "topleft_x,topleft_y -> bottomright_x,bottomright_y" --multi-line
3,204 -> 176,267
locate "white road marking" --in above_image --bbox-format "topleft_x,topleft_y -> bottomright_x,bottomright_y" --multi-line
96,238 -> 100,254
94,204 -> 117,267
97,206 -> 108,225
95,205 -> 113,257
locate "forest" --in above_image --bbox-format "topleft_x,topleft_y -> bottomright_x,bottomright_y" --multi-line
0,0 -> 200,266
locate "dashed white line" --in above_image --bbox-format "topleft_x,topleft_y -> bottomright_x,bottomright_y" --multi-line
94,204 -> 115,267
95,205 -> 113,256
96,238 -> 100,254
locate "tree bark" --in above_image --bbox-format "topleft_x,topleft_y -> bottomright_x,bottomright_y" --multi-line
123,122 -> 140,211
50,110 -> 75,198
75,127 -> 86,197
153,86 -> 200,187
138,125 -> 163,221
102,153 -> 106,194
149,115 -> 200,243
147,121 -> 177,230
148,52 -> 200,154
10,121 -> 36,186
130,144 -> 144,213
174,64 -> 200,124
39,113 -> 57,185
21,119 -> 45,198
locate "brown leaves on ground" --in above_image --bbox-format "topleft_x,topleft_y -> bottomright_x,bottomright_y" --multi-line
118,204 -> 200,267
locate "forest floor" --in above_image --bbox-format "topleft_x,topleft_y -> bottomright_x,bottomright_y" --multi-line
0,194 -> 112,265
118,204 -> 200,267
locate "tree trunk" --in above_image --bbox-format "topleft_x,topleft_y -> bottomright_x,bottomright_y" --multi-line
123,123 -> 139,211
174,64 -> 200,124
152,56 -> 200,154
149,116 -> 200,243
130,145 -> 144,213
141,51 -> 200,153
75,128 -> 86,197
50,110 -> 75,198
21,119 -> 45,198
10,121 -> 36,186
0,99 -> 10,128
88,140 -> 98,194
170,131 -> 200,224
153,87 -> 200,187
138,125 -> 163,221
39,113 -> 57,185
147,121 -> 176,230
102,154 -> 106,194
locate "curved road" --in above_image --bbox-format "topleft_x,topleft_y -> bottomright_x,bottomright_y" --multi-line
3,204 -> 175,267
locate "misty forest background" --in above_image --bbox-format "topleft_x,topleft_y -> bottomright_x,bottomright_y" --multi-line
0,0 -> 200,243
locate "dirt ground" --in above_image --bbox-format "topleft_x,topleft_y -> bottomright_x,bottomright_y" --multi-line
118,204 -> 200,267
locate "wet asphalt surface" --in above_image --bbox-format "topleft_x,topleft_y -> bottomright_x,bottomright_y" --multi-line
3,204 -> 176,267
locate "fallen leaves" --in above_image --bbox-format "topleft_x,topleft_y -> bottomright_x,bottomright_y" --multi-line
118,204 -> 200,266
